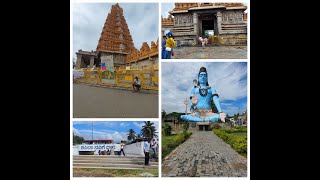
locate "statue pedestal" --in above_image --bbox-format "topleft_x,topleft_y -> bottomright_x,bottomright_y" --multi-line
196,122 -> 211,131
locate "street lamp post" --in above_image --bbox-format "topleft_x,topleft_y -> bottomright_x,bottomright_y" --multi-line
184,98 -> 188,115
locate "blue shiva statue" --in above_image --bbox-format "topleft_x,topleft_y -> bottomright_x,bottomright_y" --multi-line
180,67 -> 226,122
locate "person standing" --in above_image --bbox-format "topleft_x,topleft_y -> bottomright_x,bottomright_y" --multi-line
119,141 -> 126,156
162,35 -> 167,59
151,138 -> 157,161
165,32 -> 176,59
144,138 -> 151,166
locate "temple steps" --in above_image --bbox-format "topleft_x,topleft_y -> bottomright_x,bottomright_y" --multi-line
73,155 -> 158,170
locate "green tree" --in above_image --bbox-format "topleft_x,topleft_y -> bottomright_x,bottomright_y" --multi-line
127,129 -> 136,141
182,122 -> 189,132
166,112 -> 185,120
73,133 -> 85,145
162,109 -> 167,118
136,134 -> 141,141
141,121 -> 157,139
163,123 -> 172,136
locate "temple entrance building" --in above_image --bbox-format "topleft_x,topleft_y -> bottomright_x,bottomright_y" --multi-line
162,2 -> 247,46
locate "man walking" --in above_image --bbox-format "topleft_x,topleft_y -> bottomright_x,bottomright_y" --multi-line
144,138 -> 151,166
119,141 -> 125,156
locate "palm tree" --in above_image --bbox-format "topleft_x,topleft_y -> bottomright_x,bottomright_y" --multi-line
162,110 -> 167,118
136,133 -> 141,141
141,121 -> 157,139
127,129 -> 136,141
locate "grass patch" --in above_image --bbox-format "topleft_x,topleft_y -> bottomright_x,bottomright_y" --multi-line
213,126 -> 247,157
73,168 -> 158,177
162,131 -> 192,159
162,134 -> 177,159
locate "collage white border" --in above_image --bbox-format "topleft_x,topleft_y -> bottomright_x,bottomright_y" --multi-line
70,0 -> 250,179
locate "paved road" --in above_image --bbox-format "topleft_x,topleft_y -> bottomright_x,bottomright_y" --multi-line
166,46 -> 247,59
73,84 -> 158,118
162,131 -> 247,177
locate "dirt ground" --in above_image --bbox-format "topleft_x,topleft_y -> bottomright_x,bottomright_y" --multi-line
73,84 -> 158,118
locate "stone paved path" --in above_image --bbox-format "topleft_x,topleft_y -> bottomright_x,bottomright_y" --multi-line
163,46 -> 247,59
162,131 -> 247,177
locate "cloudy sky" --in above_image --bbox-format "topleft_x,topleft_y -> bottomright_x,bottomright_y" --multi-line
161,1 -> 249,18
73,121 -> 159,143
72,3 -> 159,61
162,62 -> 247,116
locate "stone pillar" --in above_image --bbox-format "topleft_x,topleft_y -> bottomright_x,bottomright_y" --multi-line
216,11 -> 222,34
193,12 -> 198,35
90,56 -> 95,68
76,54 -> 82,69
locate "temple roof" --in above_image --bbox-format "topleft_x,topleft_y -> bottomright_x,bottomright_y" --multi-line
96,3 -> 135,54
162,15 -> 175,26
126,38 -> 158,63
169,3 -> 247,14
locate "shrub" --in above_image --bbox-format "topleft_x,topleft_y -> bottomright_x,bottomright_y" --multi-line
212,122 -> 221,129
162,146 -> 167,153
182,122 -> 189,132
167,142 -> 176,149
213,128 -> 247,156
163,123 -> 172,136
184,131 -> 192,139
231,137 -> 247,154
174,134 -> 185,144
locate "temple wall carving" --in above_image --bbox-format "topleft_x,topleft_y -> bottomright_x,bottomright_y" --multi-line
126,39 -> 159,63
220,10 -> 246,34
174,14 -> 193,26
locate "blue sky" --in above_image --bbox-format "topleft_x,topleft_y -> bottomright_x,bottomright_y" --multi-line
161,3 -> 174,18
73,121 -> 159,143
161,62 -> 247,116
72,3 -> 159,61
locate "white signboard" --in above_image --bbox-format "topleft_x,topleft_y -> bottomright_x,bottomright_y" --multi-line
73,70 -> 84,79
78,144 -> 120,152
101,55 -> 114,74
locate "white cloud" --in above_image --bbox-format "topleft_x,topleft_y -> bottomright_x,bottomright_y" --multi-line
161,3 -> 175,18
120,122 -> 129,127
73,127 -> 80,136
162,62 -> 247,113
133,122 -> 145,129
73,121 -> 91,125
77,129 -> 127,143
74,121 -> 160,143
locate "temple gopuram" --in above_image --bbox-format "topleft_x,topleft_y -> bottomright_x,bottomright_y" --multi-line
75,3 -> 158,70
161,2 -> 247,46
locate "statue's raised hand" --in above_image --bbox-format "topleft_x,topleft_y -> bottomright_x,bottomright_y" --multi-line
220,112 -> 226,123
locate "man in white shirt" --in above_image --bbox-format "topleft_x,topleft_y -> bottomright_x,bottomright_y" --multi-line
144,138 -> 151,166
132,76 -> 141,91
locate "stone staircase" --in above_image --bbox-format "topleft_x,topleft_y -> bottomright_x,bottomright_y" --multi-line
73,155 -> 158,170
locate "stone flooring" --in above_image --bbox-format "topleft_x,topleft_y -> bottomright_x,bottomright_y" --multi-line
162,131 -> 247,177
163,46 -> 247,59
